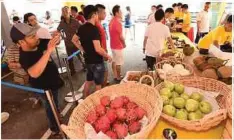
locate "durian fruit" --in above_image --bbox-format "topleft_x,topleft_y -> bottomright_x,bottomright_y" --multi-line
217,66 -> 232,78
201,69 -> 218,80
183,45 -> 194,56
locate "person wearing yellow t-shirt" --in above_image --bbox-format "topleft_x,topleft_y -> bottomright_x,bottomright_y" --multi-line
198,15 -> 232,54
174,3 -> 183,19
181,4 -> 191,36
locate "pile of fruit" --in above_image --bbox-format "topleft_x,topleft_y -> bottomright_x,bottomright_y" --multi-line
126,71 -> 155,86
157,63 -> 191,77
160,81 -> 213,120
159,49 -> 184,62
86,96 -> 147,139
193,56 -> 232,84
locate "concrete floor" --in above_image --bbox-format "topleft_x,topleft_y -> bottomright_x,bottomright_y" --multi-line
1,23 -> 148,139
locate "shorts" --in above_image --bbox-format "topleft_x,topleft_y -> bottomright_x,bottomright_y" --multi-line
104,61 -> 108,71
86,63 -> 105,85
111,49 -> 124,65
146,56 -> 156,70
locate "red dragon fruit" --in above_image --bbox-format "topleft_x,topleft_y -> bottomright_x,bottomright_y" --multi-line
94,115 -> 111,133
116,108 -> 127,121
113,123 -> 128,139
110,97 -> 124,109
100,96 -> 111,107
126,109 -> 138,123
135,107 -> 146,120
120,96 -> 130,105
128,121 -> 141,134
106,109 -> 117,123
86,111 -> 98,124
95,104 -> 106,116
105,130 -> 118,139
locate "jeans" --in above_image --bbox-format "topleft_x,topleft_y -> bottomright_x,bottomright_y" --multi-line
86,63 -> 105,85
39,90 -> 60,133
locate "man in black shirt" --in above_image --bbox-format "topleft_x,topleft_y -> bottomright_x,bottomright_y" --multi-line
72,5 -> 112,98
10,23 -> 64,135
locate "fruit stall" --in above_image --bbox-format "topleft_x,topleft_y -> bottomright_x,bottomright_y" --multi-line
60,33 -> 232,139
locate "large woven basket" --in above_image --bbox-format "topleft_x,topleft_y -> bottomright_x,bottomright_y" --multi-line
155,76 -> 230,131
61,83 -> 163,139
155,59 -> 194,79
226,89 -> 232,119
156,49 -> 184,63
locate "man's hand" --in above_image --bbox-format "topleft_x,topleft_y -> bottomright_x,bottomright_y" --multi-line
106,55 -> 112,63
72,34 -> 79,44
47,35 -> 60,53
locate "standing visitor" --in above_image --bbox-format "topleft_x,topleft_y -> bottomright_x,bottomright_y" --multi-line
57,6 -> 85,75
72,5 -> 112,98
181,4 -> 191,36
70,6 -> 86,24
24,13 -> 51,39
143,9 -> 174,70
125,6 -> 132,39
195,2 -> 211,43
109,5 -> 126,82
147,5 -> 157,25
95,4 -> 110,87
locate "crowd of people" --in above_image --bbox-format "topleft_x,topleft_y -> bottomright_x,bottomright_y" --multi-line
8,2 -> 232,137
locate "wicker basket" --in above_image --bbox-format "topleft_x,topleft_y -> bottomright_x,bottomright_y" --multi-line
155,76 -> 230,131
61,83 -> 163,139
156,49 -> 184,63
226,92 -> 232,119
222,118 -> 232,139
155,59 -> 194,79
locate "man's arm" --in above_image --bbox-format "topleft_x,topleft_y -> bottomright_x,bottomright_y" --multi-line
213,40 -> 219,48
93,40 -> 111,61
120,35 -> 126,48
72,34 -> 85,52
143,37 -> 148,53
27,35 -> 60,78
167,37 -> 175,49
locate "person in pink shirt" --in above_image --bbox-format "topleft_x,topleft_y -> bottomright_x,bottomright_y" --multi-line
109,5 -> 126,82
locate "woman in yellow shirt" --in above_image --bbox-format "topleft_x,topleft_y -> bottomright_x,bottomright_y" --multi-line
181,4 -> 191,36
198,15 -> 232,54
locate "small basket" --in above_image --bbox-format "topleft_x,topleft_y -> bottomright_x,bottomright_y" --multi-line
155,59 -> 194,79
61,82 -> 163,139
156,49 -> 184,63
155,76 -> 230,131
121,71 -> 159,87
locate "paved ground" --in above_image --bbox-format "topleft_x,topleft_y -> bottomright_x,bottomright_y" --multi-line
1,23 -> 148,139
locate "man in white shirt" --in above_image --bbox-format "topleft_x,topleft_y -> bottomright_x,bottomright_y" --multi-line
195,2 -> 211,43
143,9 -> 174,70
147,5 -> 157,25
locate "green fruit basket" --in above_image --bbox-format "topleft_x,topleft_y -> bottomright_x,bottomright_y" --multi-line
155,76 -> 231,131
